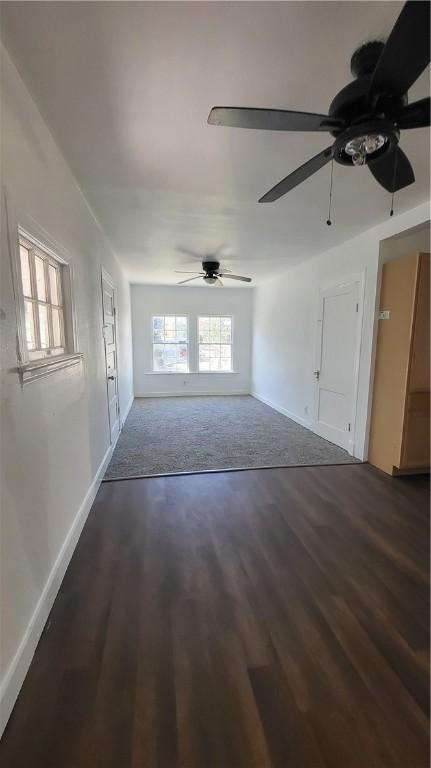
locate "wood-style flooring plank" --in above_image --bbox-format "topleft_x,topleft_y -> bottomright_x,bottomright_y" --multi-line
1,464 -> 429,768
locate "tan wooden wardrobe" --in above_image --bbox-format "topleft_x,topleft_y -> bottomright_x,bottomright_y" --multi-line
368,251 -> 430,475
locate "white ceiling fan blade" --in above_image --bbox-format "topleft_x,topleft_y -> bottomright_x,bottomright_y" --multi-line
177,276 -> 202,285
174,270 -> 204,274
220,273 -> 252,283
216,277 -> 224,287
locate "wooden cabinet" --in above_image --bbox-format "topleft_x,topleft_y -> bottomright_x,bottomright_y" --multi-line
368,252 -> 430,475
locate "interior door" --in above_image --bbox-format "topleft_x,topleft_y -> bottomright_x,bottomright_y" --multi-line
313,280 -> 360,452
102,271 -> 120,444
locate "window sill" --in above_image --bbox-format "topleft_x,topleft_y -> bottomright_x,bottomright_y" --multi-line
17,353 -> 83,384
145,370 -> 237,375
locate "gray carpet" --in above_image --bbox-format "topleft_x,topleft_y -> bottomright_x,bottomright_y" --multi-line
103,396 -> 359,480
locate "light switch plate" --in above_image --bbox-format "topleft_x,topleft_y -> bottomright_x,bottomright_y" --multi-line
378,310 -> 390,320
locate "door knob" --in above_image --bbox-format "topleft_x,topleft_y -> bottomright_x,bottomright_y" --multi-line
313,370 -> 320,380
108,375 -> 115,381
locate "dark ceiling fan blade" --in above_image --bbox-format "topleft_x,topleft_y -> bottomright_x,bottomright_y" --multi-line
368,146 -> 415,192
370,1 -> 431,98
178,276 -> 202,285
219,273 -> 252,282
259,146 -> 333,203
208,107 -> 344,132
395,97 -> 431,129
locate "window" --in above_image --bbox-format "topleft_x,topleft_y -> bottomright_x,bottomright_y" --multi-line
19,233 -> 67,360
198,316 -> 232,372
13,227 -> 81,383
152,315 -> 188,372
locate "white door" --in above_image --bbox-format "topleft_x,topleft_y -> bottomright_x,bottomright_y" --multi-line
313,280 -> 361,452
102,270 -> 120,444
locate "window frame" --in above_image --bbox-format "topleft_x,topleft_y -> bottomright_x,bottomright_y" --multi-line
19,233 -> 67,360
197,314 -> 234,373
151,314 -> 190,373
13,226 -> 82,383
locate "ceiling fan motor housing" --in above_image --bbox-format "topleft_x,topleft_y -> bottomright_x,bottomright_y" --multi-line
202,260 -> 220,276
328,40 -> 408,168
350,40 -> 385,79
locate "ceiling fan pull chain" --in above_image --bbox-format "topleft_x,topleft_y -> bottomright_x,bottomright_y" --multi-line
326,160 -> 334,226
390,150 -> 398,217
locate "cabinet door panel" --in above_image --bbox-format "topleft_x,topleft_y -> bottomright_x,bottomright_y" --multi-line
400,392 -> 430,469
409,254 -> 430,393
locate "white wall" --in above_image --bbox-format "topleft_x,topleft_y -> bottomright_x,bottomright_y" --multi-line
252,203 -> 430,460
379,222 -> 430,263
131,284 -> 253,396
0,46 -> 134,733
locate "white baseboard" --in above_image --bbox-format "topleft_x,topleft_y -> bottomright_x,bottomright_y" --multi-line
0,441 -> 115,737
121,394 -> 134,427
135,390 -> 249,398
251,391 -> 313,430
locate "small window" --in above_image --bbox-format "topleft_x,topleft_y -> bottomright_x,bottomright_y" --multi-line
198,316 -> 232,372
19,234 -> 67,360
152,315 -> 188,372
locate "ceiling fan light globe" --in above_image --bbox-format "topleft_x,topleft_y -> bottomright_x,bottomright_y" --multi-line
363,134 -> 386,155
204,276 -> 218,284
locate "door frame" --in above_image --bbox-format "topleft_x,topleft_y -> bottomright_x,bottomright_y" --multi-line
101,266 -> 120,444
312,272 -> 365,456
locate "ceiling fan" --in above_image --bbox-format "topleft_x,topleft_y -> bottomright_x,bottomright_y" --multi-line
208,0 -> 430,202
174,252 -> 251,286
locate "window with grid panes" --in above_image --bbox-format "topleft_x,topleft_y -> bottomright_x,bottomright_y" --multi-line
19,234 -> 67,359
152,316 -> 188,372
198,316 -> 232,371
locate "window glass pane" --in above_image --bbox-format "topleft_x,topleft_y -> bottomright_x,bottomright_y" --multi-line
38,304 -> 50,348
163,344 -> 177,370
176,316 -> 187,331
165,329 -> 176,342
209,317 -> 220,342
220,319 -> 231,343
52,307 -> 62,347
210,357 -> 220,371
221,345 -> 231,358
220,357 -> 232,371
35,255 -> 47,301
199,344 -> 210,361
20,246 -> 32,297
177,344 -> 188,365
24,300 -> 36,349
153,343 -> 166,371
49,264 -> 60,306
209,345 -> 220,358
165,316 -> 175,331
175,318 -> 188,343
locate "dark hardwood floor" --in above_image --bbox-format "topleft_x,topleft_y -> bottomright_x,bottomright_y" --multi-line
1,464 -> 429,768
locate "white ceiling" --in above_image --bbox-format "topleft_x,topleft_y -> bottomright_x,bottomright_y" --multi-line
1,1 -> 430,285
